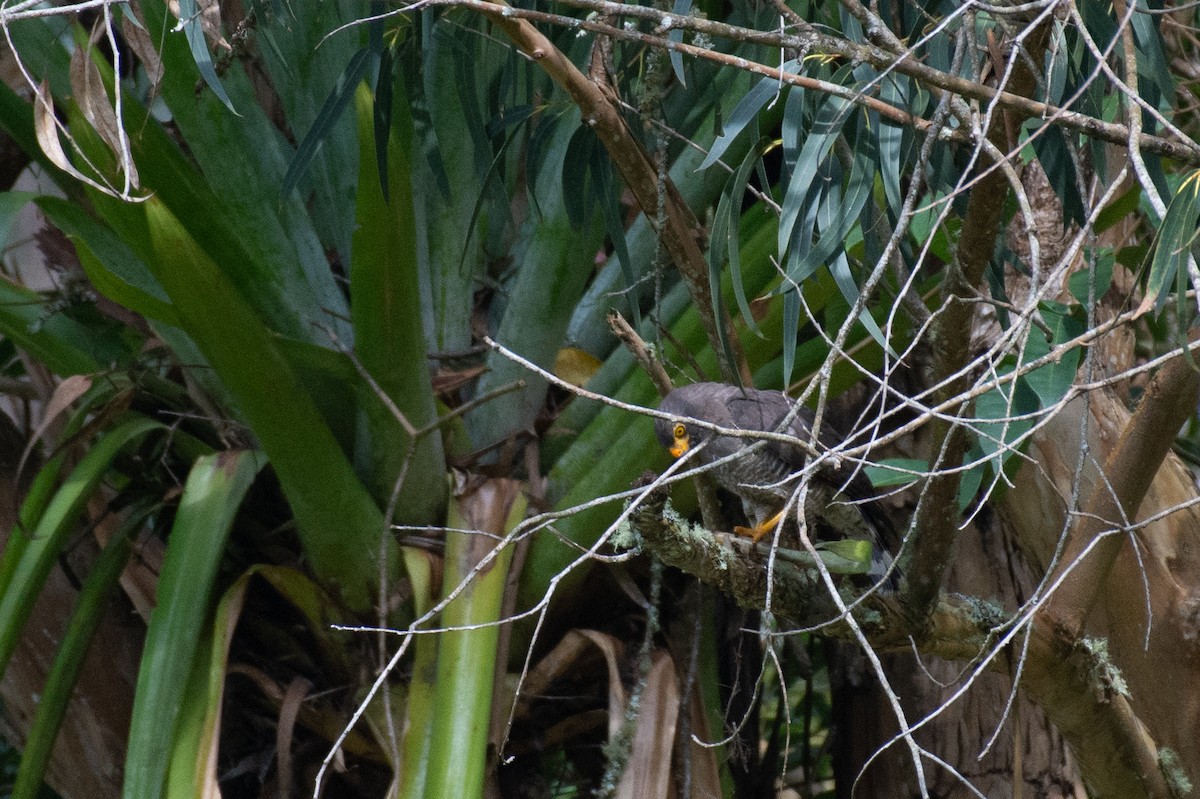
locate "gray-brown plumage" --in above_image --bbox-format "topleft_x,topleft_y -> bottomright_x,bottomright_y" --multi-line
654,383 -> 893,575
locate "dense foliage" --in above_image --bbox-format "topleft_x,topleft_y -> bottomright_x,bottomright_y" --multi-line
1,0 -> 1200,797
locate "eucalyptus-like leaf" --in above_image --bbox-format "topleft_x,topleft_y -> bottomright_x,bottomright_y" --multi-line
175,0 -> 238,113
1139,170 -> 1200,317
700,61 -> 797,170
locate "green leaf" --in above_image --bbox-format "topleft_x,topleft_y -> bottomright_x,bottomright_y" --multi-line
1140,170 -> 1200,316
1094,185 -> 1140,234
0,277 -> 131,375
0,415 -> 162,678
123,451 -> 264,799
777,92 -> 850,278
281,47 -> 376,200
700,63 -> 796,170
1031,125 -> 1086,227
1068,250 -> 1115,304
11,502 -> 155,799
0,192 -> 36,251
176,0 -> 238,113
38,197 -> 179,326
1023,302 -> 1084,409
143,198 -> 389,609
667,0 -> 691,87
865,458 -> 927,489
712,141 -> 769,338
350,84 -> 447,520
424,484 -> 523,799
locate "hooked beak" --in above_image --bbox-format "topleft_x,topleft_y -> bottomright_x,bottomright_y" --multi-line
669,439 -> 689,458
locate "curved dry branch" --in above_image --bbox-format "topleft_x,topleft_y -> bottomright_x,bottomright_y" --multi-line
460,0 -> 752,386
434,0 -> 1200,165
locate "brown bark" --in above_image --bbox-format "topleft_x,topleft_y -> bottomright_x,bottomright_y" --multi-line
0,409 -> 141,799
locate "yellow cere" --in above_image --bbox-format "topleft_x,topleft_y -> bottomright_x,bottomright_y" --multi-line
670,423 -> 690,458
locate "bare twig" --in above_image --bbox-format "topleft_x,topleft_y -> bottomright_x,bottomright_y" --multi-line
606,311 -> 673,398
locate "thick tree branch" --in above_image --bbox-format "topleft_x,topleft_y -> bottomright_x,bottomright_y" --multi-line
465,0 -> 753,386
900,22 -> 1053,620
1045,337 -> 1200,635
1021,618 -> 1173,799
632,486 -> 1176,798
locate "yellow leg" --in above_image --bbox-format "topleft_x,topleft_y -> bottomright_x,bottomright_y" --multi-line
734,509 -> 784,543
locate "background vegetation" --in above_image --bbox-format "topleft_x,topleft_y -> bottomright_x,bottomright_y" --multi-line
0,0 -> 1199,797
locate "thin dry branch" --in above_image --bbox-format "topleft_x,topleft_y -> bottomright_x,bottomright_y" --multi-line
440,0 -> 1200,165
464,0 -> 752,387
901,17 -> 1052,621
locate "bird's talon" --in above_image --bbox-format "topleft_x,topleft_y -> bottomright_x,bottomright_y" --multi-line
734,524 -> 771,543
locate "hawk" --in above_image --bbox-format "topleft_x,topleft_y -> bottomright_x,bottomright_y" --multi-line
654,383 -> 894,572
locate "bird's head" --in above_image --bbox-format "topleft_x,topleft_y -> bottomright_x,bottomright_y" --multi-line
655,385 -> 718,459
656,419 -> 694,458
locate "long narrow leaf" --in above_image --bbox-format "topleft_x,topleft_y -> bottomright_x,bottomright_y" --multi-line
175,0 -> 237,113
143,198 -> 388,610
281,47 -> 375,200
350,85 -> 446,519
700,63 -> 796,170
0,416 -> 162,676
11,502 -> 155,799
1139,170 -> 1200,316
123,450 -> 264,799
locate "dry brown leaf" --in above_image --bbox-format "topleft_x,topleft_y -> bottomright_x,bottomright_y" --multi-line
16,373 -> 92,481
616,650 -> 680,799
69,43 -> 139,189
522,629 -> 628,737
33,81 -> 78,176
277,676 -> 314,799
32,79 -> 121,195
121,3 -> 163,98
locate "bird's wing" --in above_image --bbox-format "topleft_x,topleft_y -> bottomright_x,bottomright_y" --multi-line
726,390 -> 815,468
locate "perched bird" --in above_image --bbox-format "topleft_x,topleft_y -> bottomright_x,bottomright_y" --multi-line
654,383 -> 893,571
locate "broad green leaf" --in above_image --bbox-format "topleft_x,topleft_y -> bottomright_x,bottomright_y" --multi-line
1024,302 -> 1084,409
865,458 -> 928,489
143,198 -> 389,609
350,84 -> 446,520
0,278 -> 129,375
469,112 -> 605,452
424,482 -> 523,799
1068,250 -> 1115,304
135,0 -> 352,337
38,196 -> 179,326
124,451 -> 264,799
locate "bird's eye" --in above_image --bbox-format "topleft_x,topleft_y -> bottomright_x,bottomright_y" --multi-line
673,423 -> 687,439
